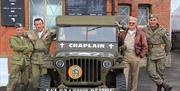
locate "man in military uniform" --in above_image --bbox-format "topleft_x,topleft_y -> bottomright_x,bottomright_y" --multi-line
7,23 -> 33,91
145,14 -> 172,91
28,18 -> 55,90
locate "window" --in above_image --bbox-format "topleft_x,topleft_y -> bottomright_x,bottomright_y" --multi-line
29,0 -> 62,30
138,5 -> 150,25
66,0 -> 106,16
118,5 -> 130,25
58,26 -> 116,42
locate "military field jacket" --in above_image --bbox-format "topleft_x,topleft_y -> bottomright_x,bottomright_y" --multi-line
119,28 -> 148,58
29,29 -> 55,53
9,35 -> 33,65
145,25 -> 172,60
28,29 -> 55,64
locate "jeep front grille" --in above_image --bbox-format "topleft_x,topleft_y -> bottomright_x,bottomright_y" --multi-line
66,58 -> 101,82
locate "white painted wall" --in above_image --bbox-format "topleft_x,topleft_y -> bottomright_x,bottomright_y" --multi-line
0,58 -> 9,87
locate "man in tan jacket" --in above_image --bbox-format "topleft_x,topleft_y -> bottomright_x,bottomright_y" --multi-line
28,18 -> 55,90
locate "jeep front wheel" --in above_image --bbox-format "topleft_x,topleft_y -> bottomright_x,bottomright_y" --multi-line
116,72 -> 126,91
40,74 -> 51,91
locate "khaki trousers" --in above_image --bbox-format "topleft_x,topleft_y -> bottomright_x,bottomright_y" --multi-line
123,52 -> 140,91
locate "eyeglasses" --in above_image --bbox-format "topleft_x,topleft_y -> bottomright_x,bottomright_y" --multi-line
129,22 -> 136,25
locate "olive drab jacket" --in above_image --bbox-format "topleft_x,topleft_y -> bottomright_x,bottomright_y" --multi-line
145,25 -> 172,60
29,29 -> 55,64
9,34 -> 33,65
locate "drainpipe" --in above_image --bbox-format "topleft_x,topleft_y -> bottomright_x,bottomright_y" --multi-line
111,0 -> 115,15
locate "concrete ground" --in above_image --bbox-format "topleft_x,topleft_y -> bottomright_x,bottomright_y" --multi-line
0,50 -> 180,91
138,50 -> 180,91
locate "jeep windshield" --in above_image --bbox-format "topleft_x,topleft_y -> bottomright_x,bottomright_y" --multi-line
57,26 -> 116,42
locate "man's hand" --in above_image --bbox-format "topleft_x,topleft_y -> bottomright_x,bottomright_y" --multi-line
28,34 -> 34,41
115,21 -> 122,27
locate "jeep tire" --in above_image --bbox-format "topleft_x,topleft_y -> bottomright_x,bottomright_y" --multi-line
40,74 -> 51,91
116,72 -> 126,91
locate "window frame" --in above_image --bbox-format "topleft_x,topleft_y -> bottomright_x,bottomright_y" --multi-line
118,4 -> 131,25
29,0 -> 62,30
138,4 -> 151,25
65,0 -> 106,16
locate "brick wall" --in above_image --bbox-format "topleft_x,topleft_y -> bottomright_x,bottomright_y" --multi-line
117,0 -> 171,31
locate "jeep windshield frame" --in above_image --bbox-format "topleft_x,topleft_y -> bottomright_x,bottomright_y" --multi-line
57,25 -> 117,42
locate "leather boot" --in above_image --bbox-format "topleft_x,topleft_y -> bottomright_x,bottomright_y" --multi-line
157,84 -> 162,91
162,83 -> 172,91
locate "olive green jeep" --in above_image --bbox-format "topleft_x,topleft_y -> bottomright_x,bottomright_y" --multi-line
40,16 -> 126,91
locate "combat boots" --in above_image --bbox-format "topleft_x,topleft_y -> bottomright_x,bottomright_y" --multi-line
162,83 -> 172,91
157,84 -> 162,91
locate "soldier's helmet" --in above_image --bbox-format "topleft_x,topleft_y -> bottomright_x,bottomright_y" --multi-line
149,14 -> 159,19
15,23 -> 23,28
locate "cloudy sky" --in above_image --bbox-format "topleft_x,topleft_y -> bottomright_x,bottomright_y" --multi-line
171,0 -> 180,12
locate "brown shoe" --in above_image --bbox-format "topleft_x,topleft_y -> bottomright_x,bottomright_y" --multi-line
162,83 -> 172,91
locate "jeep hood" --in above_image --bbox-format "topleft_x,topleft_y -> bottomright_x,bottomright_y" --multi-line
55,52 -> 115,58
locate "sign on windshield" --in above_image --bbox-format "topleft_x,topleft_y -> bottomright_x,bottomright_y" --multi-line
58,26 -> 116,42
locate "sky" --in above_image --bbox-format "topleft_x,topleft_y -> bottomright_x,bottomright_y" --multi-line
171,0 -> 180,12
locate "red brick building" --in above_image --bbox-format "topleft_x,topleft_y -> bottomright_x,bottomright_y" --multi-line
0,0 -> 171,66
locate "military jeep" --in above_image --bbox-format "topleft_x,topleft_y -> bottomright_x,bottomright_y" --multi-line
40,16 -> 126,91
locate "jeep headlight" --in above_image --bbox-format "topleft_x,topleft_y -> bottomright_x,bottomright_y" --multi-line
103,60 -> 112,68
55,60 -> 64,68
